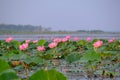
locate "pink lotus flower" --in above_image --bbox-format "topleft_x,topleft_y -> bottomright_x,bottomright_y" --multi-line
73,37 -> 79,41
25,40 -> 30,43
5,37 -> 13,42
53,38 -> 62,43
108,38 -> 115,43
86,37 -> 91,42
37,46 -> 45,51
93,40 -> 103,48
65,36 -> 71,39
33,40 -> 38,43
48,42 -> 57,48
19,43 -> 28,50
62,38 -> 68,42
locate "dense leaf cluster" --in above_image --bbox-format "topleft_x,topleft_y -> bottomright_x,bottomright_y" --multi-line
0,39 -> 120,80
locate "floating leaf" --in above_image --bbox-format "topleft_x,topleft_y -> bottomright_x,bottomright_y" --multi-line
65,53 -> 82,63
80,51 -> 101,62
38,39 -> 46,46
24,56 -> 43,65
0,59 -> 20,80
0,71 -> 19,80
29,69 -> 67,80
0,59 -> 10,74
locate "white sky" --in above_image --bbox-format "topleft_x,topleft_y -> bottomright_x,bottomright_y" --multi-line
0,0 -> 120,31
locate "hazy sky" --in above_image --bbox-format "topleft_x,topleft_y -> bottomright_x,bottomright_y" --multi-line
0,0 -> 120,31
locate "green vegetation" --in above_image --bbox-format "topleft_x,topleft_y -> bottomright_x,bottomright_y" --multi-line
0,37 -> 120,79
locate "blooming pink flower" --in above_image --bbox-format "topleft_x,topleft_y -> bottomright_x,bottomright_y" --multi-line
19,45 -> 24,50
86,37 -> 91,42
93,40 -> 103,48
48,42 -> 57,48
62,38 -> 68,42
19,43 -> 28,50
108,38 -> 115,43
25,40 -> 30,43
23,43 -> 28,48
53,38 -> 62,43
33,40 -> 38,43
5,37 -> 13,42
65,36 -> 71,39
73,37 -> 79,41
37,46 -> 45,51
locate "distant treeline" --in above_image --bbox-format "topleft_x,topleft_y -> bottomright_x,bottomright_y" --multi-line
0,24 -> 51,32
76,30 -> 104,33
0,24 -> 118,34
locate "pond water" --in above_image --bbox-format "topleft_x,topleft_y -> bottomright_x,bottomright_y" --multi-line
0,33 -> 120,40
